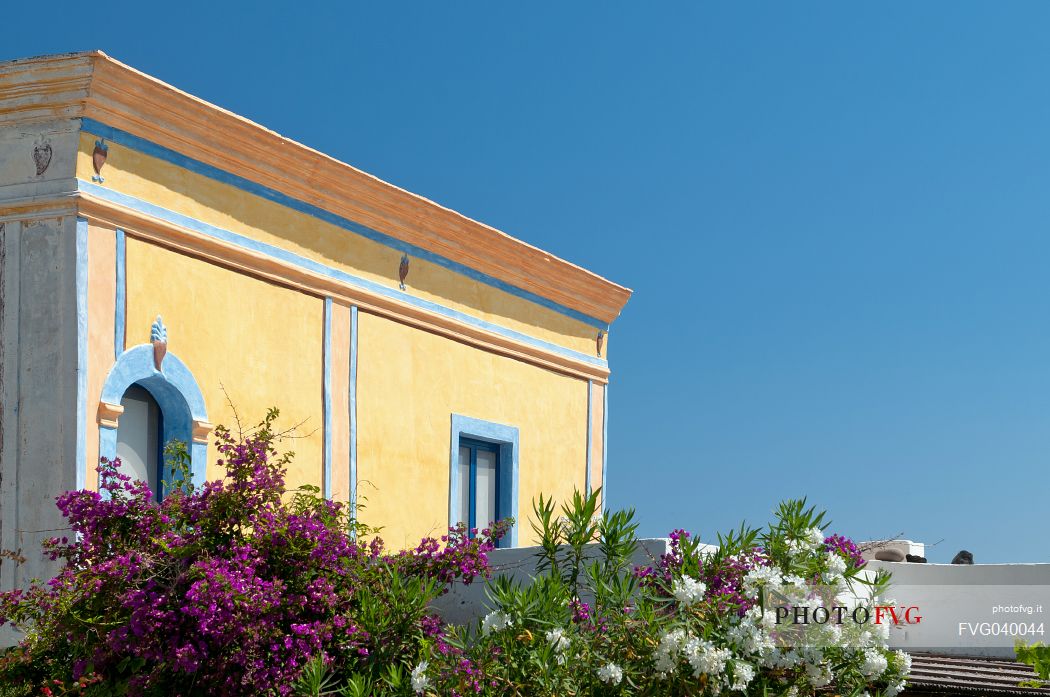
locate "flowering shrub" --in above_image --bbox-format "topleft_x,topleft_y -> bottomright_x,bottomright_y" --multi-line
408,495 -> 911,697
0,409 -> 911,696
0,410 -> 506,696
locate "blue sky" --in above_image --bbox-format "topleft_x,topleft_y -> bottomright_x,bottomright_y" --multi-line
6,2 -> 1049,562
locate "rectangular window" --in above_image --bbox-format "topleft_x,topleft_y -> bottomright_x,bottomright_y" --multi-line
456,437 -> 500,532
450,414 -> 519,547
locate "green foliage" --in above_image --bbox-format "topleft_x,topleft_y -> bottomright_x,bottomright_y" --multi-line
290,656 -> 341,697
162,438 -> 193,498
438,492 -> 908,696
0,685 -> 31,697
0,405 -> 908,696
1016,641 -> 1050,686
0,408 -> 505,697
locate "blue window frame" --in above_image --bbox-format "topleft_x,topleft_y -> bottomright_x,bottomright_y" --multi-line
449,414 -> 519,547
456,437 -> 500,533
99,343 -> 211,491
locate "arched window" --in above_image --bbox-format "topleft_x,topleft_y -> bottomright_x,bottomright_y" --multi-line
97,323 -> 212,495
116,384 -> 162,499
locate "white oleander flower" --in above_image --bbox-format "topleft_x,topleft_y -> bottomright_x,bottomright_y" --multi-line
481,610 -> 512,635
684,637 -> 731,678
545,627 -> 570,653
597,662 -> 623,685
895,649 -> 913,675
861,648 -> 888,677
743,565 -> 780,594
825,551 -> 847,575
730,661 -> 756,691
807,527 -> 826,548
818,619 -> 843,645
654,651 -> 677,675
673,576 -> 707,608
746,604 -> 779,630
411,661 -> 430,694
799,646 -> 824,664
727,617 -> 774,656
885,679 -> 907,697
805,662 -> 832,688
653,629 -> 687,676
764,648 -> 803,669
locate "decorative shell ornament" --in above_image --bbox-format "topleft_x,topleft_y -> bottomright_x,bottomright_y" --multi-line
596,330 -> 605,358
91,139 -> 109,183
150,316 -> 168,371
32,137 -> 53,176
398,253 -> 410,291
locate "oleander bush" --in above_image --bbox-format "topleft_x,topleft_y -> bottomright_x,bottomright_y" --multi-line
433,497 -> 911,697
0,410 -> 911,697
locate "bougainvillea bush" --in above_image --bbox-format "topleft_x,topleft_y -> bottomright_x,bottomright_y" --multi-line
0,410 -> 910,696
0,411 -> 507,696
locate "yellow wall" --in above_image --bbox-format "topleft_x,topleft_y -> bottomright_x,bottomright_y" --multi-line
356,312 -> 589,549
328,302 -> 352,503
124,238 -> 325,487
85,223 -> 117,488
589,381 -> 606,507
89,133 -> 601,545
76,133 -> 600,358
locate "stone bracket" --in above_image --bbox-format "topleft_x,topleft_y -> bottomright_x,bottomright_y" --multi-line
97,401 -> 124,429
192,419 -> 214,444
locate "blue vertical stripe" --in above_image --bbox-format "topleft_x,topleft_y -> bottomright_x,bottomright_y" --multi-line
114,229 -> 126,359
323,297 -> 333,500
349,305 -> 359,523
586,380 -> 593,495
75,218 -> 89,491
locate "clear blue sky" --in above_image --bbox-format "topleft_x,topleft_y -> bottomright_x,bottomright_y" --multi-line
6,2 -> 1049,562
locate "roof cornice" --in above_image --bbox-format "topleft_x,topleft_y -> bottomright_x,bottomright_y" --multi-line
0,51 -> 632,325
0,185 -> 611,382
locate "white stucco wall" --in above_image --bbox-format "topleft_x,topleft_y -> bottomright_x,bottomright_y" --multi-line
433,540 -> 1050,661
869,560 -> 1050,658
431,537 -> 681,626
0,118 -> 84,606
0,216 -> 82,587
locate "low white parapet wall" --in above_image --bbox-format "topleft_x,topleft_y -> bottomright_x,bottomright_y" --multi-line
860,539 -> 925,563
432,538 -> 680,627
434,542 -> 1050,661
869,560 -> 1050,658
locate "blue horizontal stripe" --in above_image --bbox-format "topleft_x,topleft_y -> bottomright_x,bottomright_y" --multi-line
80,118 -> 610,332
79,180 -> 608,370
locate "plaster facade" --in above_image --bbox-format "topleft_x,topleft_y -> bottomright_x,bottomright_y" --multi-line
0,51 -> 630,587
